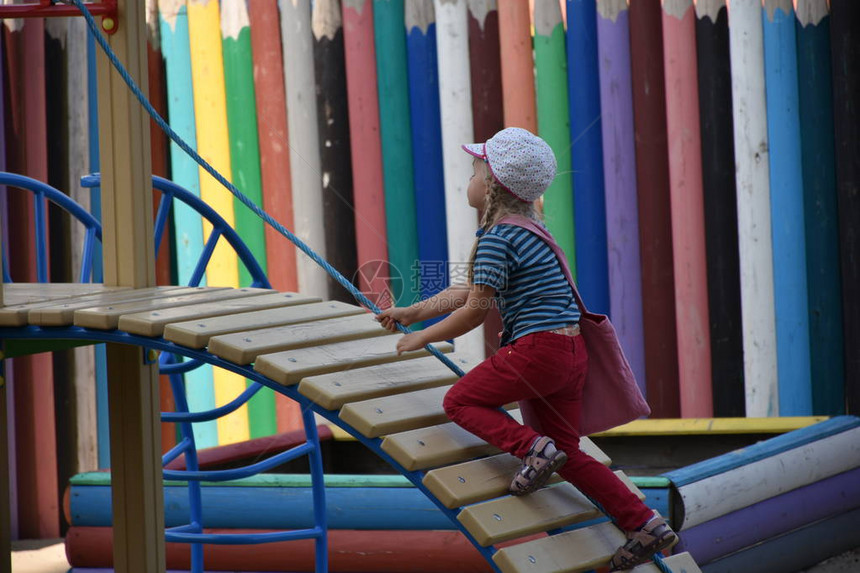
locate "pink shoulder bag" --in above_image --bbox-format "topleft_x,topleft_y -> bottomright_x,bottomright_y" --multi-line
497,215 -> 651,435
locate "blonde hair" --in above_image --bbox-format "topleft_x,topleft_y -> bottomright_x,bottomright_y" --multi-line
467,161 -> 544,284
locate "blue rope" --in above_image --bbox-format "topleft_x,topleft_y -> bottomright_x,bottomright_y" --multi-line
69,0 -> 464,379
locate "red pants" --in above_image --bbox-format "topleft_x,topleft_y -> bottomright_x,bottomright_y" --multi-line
443,331 -> 653,532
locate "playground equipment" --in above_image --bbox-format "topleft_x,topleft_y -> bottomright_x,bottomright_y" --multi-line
0,167 -> 701,573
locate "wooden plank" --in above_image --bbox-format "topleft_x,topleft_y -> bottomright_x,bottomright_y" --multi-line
763,0 -> 812,415
0,286 -> 131,326
298,353 -> 475,410
423,445 -> 611,509
73,288 -> 267,330
382,412 -> 609,472
341,0 -> 391,309
795,0 -> 844,416
628,0 -> 680,418
595,416 -> 828,436
117,291 -> 313,337
695,0 -> 745,417
434,0 -> 484,362
662,0 -> 712,417
25,286 -> 197,327
339,385 -> 452,438
2,283 -> 123,305
493,520 -> 625,573
459,473 -> 644,547
209,313 -> 388,365
254,335 -> 453,386
596,0 -> 647,389
729,0 -> 778,416
164,298 -> 352,349
535,0 -> 575,275
97,0 -> 164,569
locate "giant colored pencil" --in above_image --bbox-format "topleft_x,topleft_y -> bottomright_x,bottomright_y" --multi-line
628,0 -> 680,417
3,18 -> 60,539
221,0 -> 268,289
159,0 -> 218,449
595,0 -> 646,391
466,0 -> 503,355
406,0 -> 448,323
567,0 -> 609,313
795,0 -> 844,416
342,0 -> 390,311
829,0 -> 860,414
247,0 -> 301,433
496,0 -> 536,131
728,0 -> 778,417
66,527 -> 493,573
247,0 -> 297,294
694,0 -> 744,417
435,0 -> 484,362
534,0 -> 575,273
221,0 -> 276,440
373,0 -> 421,309
661,0 -> 712,417
187,0 -> 250,444
313,0 -> 359,304
676,466 -> 860,565
68,482 -> 454,530
762,0 -> 812,415
279,0 -> 329,299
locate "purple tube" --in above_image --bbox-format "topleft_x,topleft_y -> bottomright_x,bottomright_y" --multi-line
674,466 -> 860,564
596,2 -> 646,391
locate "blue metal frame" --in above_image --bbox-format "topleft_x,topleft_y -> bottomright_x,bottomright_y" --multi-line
0,172 -> 332,573
0,323 -> 496,570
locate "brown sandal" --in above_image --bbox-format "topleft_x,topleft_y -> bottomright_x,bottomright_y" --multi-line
509,436 -> 568,496
609,513 -> 678,571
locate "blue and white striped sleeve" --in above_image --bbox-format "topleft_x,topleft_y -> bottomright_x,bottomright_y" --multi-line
472,233 -> 513,291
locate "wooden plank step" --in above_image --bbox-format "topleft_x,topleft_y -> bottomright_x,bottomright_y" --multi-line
630,552 -> 700,573
458,473 -> 645,546
254,336 -> 454,386
492,516 -> 681,573
298,353 -> 476,411
3,283 -> 126,306
25,286 -> 201,326
117,291 -> 319,337
0,286 -> 185,327
163,299 -> 362,349
422,444 -> 612,509
381,415 -> 609,472
73,288 -> 269,330
339,385 -> 453,438
209,314 -> 389,365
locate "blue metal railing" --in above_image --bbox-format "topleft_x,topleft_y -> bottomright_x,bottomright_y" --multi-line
0,171 -> 328,572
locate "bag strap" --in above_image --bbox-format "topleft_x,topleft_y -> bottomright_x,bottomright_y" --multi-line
495,215 -> 590,315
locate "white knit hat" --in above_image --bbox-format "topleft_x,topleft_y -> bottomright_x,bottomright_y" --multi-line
462,127 -> 557,202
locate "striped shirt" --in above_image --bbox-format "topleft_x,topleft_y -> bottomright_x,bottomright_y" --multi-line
472,223 -> 581,346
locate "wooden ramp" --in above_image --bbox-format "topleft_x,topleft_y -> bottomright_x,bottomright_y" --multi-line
0,283 -> 701,573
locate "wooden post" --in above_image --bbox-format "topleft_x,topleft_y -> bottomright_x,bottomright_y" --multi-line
95,0 -> 164,572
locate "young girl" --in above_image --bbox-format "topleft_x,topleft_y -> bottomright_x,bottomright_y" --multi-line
377,127 -> 676,571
